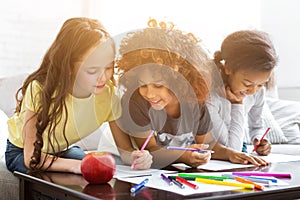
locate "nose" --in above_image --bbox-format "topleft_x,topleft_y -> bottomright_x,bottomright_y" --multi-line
98,70 -> 110,83
144,85 -> 156,99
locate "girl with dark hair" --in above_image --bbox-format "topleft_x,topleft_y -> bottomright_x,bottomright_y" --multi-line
209,30 -> 278,155
115,19 -> 268,169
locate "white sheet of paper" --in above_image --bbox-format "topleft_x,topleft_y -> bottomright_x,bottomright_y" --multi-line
116,172 -> 240,196
172,160 -> 255,171
114,165 -> 177,178
114,166 -> 289,196
172,153 -> 300,171
256,153 -> 300,163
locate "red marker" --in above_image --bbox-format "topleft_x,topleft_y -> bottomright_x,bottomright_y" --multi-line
176,176 -> 198,189
252,127 -> 271,152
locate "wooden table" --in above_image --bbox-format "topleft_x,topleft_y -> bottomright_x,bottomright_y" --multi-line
14,161 -> 300,200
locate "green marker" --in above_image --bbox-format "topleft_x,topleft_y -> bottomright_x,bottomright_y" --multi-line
178,173 -> 229,181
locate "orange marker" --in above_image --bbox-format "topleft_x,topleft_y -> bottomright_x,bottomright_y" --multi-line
234,176 -> 264,190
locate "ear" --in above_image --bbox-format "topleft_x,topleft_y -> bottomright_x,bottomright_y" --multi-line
223,63 -> 232,75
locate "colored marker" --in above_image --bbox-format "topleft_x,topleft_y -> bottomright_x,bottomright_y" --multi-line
243,176 -> 277,183
176,176 -> 199,189
178,173 -> 229,181
131,130 -> 154,168
130,178 -> 149,193
168,175 -> 195,181
161,173 -> 173,186
222,174 -> 272,184
252,127 -> 271,152
195,178 -> 254,190
235,176 -> 264,190
169,177 -> 185,189
167,146 -> 214,153
232,172 -> 291,178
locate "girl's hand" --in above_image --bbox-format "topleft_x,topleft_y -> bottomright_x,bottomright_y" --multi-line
227,150 -> 269,166
225,86 -> 243,104
131,150 -> 153,170
182,144 -> 211,168
253,138 -> 271,156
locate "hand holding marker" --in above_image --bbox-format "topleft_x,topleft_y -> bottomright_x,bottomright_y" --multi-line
252,127 -> 271,152
131,130 -> 154,169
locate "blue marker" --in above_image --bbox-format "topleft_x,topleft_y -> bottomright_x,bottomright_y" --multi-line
130,178 -> 149,193
222,174 -> 276,183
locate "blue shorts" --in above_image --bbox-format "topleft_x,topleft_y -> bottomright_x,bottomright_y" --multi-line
242,141 -> 248,153
5,139 -> 86,173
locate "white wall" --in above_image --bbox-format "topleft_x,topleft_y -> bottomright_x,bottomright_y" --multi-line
261,0 -> 300,88
90,0 -> 261,55
0,0 -> 86,78
0,0 -> 299,90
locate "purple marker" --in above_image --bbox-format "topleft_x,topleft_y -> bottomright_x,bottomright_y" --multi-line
161,173 -> 173,185
166,146 -> 214,153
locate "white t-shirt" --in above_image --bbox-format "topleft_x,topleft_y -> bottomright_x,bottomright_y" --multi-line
207,87 -> 266,151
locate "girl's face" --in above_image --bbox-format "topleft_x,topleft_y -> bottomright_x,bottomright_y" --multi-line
138,83 -> 178,111
73,42 -> 115,98
137,69 -> 179,112
224,66 -> 272,99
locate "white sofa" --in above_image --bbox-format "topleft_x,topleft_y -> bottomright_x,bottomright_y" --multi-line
1,73 -> 300,200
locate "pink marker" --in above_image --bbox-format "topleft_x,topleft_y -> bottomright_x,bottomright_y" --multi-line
131,130 -> 154,169
252,127 -> 271,152
232,172 -> 291,178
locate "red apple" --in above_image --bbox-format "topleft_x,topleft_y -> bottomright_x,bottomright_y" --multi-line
81,152 -> 116,184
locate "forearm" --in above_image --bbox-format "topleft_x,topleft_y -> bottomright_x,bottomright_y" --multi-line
118,147 -> 137,165
109,121 -> 137,164
207,102 -> 245,151
210,141 -> 232,161
227,104 -> 246,151
198,133 -> 232,161
24,152 -> 82,174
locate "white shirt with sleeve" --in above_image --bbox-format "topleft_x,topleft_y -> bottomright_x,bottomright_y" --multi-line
207,87 -> 266,151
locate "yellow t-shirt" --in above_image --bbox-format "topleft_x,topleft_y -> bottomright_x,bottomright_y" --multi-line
8,80 -> 121,153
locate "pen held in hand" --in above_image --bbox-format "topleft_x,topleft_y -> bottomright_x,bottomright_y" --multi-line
252,127 -> 271,152
166,146 -> 214,154
131,130 -> 154,169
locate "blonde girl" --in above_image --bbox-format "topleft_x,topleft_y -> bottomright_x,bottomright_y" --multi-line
5,17 -> 152,174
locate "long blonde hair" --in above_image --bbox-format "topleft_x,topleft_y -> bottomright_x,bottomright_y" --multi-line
15,17 -> 111,171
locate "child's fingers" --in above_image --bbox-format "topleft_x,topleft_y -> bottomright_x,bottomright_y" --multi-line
132,153 -> 153,170
132,150 -> 152,167
256,143 -> 271,155
188,143 -> 209,150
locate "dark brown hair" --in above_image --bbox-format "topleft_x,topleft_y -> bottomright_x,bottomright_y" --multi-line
213,30 -> 278,88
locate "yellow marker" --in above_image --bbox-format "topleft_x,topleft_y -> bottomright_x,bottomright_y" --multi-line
195,178 -> 254,190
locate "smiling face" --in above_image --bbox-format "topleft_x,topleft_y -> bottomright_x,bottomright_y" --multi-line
137,68 -> 179,116
224,65 -> 272,99
73,41 -> 115,98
